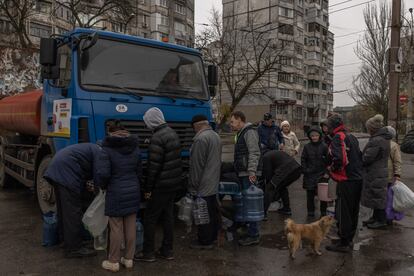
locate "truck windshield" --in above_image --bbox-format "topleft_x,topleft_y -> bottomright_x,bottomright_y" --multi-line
80,38 -> 208,100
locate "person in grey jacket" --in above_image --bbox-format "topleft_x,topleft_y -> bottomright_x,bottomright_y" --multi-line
230,111 -> 262,246
188,115 -> 222,250
361,114 -> 392,229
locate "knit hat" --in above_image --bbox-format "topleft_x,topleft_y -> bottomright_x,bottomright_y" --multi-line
366,114 -> 384,132
280,120 -> 290,128
143,107 -> 166,130
307,126 -> 322,140
386,126 -> 396,138
191,114 -> 208,125
327,113 -> 343,130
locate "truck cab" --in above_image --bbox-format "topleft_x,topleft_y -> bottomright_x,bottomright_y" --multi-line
0,28 -> 218,214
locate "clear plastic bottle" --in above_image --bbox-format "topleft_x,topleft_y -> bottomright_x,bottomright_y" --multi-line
193,197 -> 210,225
94,228 -> 108,250
178,195 -> 194,224
242,185 -> 264,222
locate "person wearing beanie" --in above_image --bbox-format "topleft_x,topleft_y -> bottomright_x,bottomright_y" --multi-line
361,114 -> 392,229
136,108 -> 182,262
98,125 -> 142,272
188,114 -> 222,250
280,121 -> 300,157
325,113 -> 363,253
257,113 -> 284,153
320,119 -> 332,145
301,127 -> 329,217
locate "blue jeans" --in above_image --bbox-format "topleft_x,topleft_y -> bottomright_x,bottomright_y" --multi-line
240,176 -> 260,237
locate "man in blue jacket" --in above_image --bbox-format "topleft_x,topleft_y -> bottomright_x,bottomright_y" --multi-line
257,113 -> 284,153
44,143 -> 102,258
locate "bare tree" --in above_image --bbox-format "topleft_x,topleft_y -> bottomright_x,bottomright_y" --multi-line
56,0 -> 133,29
351,2 -> 390,119
196,8 -> 287,125
0,0 -> 36,48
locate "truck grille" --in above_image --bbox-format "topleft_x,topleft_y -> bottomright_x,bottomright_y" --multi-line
106,120 -> 195,151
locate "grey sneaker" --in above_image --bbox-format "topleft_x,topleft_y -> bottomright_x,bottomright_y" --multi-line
238,236 -> 260,246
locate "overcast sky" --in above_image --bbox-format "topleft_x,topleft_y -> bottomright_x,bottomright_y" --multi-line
195,0 -> 401,107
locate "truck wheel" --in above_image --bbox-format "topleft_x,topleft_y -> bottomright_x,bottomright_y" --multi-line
0,142 -> 9,189
36,155 -> 57,214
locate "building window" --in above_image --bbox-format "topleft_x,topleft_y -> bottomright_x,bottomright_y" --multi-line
296,92 -> 302,100
142,15 -> 149,27
295,107 -> 303,119
279,89 -> 290,98
159,0 -> 168,7
174,21 -> 186,37
35,1 -> 51,14
278,72 -> 292,83
322,83 -> 327,90
30,22 -> 52,38
160,15 -> 169,26
295,43 -> 303,55
276,105 -> 288,115
308,52 -> 321,60
308,22 -> 321,33
279,56 -> 293,66
175,3 -> 185,14
279,7 -> 294,18
279,24 -> 294,35
298,0 -> 304,7
308,80 -> 320,89
0,19 -> 13,34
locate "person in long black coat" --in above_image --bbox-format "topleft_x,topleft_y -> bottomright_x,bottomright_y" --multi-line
361,115 -> 392,229
301,127 -> 329,217
97,123 -> 142,272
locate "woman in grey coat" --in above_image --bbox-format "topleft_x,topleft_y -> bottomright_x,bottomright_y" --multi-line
361,114 -> 392,229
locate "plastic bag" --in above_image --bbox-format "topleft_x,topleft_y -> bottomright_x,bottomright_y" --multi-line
386,184 -> 404,221
82,189 -> 108,237
392,180 -> 414,212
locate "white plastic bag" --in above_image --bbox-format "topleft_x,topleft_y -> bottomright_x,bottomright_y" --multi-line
392,180 -> 414,212
82,189 -> 108,237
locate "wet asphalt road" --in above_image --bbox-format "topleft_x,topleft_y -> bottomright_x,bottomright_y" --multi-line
1,138 -> 414,275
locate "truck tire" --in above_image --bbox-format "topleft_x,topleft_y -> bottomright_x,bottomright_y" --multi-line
36,155 -> 57,214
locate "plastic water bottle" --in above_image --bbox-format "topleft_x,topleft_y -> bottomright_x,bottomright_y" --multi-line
219,182 -> 240,195
42,211 -> 58,247
94,228 -> 108,250
193,197 -> 210,225
242,185 -> 264,222
233,192 -> 244,222
178,195 -> 194,224
136,219 -> 144,252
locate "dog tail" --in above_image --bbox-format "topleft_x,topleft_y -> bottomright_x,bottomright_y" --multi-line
284,218 -> 294,235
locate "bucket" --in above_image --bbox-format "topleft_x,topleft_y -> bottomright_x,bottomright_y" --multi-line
317,182 -> 330,202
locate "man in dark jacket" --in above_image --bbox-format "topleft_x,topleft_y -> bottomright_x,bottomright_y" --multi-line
361,115 -> 391,229
230,111 -> 262,246
136,107 -> 183,262
326,114 -> 363,253
188,115 -> 222,250
301,127 -> 329,217
97,123 -> 142,271
258,113 -> 284,153
262,150 -> 301,215
43,143 -> 101,258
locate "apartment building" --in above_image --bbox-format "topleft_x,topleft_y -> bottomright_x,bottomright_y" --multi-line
0,0 -> 194,48
221,0 -> 334,129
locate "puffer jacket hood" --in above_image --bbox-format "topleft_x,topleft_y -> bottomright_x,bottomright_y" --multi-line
103,135 -> 139,154
143,107 -> 166,130
307,126 -> 323,141
372,126 -> 393,140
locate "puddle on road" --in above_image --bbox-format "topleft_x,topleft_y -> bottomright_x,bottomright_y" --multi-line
260,230 -> 289,250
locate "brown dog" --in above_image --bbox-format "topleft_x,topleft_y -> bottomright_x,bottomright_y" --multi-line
285,216 -> 335,259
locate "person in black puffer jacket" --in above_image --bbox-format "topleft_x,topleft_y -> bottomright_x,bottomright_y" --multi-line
136,107 -> 183,262
301,127 -> 329,218
98,122 -> 142,272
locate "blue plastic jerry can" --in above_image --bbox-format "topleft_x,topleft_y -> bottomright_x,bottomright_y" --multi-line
42,211 -> 59,247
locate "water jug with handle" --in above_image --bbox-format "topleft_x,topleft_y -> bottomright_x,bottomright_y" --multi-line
193,196 -> 210,225
242,184 -> 264,222
42,211 -> 59,247
178,195 -> 194,224
233,192 -> 244,222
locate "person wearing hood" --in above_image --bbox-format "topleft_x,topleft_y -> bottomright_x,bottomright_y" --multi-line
98,122 -> 142,272
320,119 -> 333,146
361,115 -> 392,229
325,114 -> 363,253
257,113 -> 284,153
280,121 -> 300,157
136,107 -> 183,262
230,111 -> 262,246
301,127 -> 329,217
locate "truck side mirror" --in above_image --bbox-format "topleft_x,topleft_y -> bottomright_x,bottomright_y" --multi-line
40,38 -> 57,66
208,65 -> 218,86
40,38 -> 59,80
